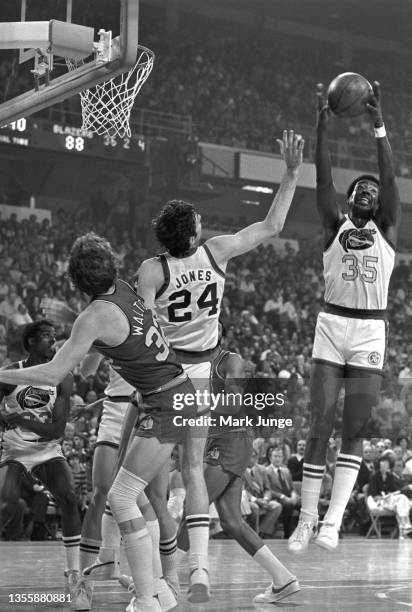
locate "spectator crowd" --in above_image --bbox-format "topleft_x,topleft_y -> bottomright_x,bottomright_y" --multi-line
0,208 -> 411,541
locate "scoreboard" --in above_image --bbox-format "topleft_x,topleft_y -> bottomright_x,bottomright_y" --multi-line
0,117 -> 146,163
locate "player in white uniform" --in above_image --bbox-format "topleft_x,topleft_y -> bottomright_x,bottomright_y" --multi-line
0,320 -> 81,594
136,130 -> 304,600
288,82 -> 401,553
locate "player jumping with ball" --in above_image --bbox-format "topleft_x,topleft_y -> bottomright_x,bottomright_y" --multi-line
288,81 -> 401,553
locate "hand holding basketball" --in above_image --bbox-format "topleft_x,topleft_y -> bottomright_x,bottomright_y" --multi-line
277,129 -> 305,172
365,81 -> 384,127
316,83 -> 333,131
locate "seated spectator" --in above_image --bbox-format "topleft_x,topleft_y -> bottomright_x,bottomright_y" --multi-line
243,450 -> 282,538
397,436 -> 412,463
264,447 -> 299,538
287,439 -> 306,483
367,455 -> 412,539
357,443 -> 376,491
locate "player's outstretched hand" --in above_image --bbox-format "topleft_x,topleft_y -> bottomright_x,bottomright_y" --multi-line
316,83 -> 332,130
365,81 -> 384,127
40,298 -> 77,326
276,130 -> 304,172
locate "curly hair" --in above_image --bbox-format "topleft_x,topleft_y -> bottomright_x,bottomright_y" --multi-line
22,319 -> 54,352
68,232 -> 118,297
346,174 -> 380,201
152,200 -> 198,257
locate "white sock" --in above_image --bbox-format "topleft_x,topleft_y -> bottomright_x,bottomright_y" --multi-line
186,514 -> 209,571
300,463 -> 325,521
146,519 -> 162,580
79,537 -> 100,572
323,453 -> 361,527
253,545 -> 294,588
123,528 -> 154,598
62,535 -> 81,572
108,468 -> 153,598
100,502 -> 121,563
159,534 -> 178,583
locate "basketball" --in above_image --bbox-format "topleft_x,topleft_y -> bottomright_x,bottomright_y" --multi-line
327,72 -> 373,118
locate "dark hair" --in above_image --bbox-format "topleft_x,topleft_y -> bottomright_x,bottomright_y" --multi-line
22,319 -> 54,352
346,174 -> 380,200
379,452 -> 394,469
266,445 -> 282,463
68,232 -> 118,297
152,200 -> 198,257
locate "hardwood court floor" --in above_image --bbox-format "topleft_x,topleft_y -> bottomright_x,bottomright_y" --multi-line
0,538 -> 411,611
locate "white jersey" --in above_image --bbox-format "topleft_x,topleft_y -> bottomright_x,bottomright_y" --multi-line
323,216 -> 395,310
2,361 -> 57,444
155,244 -> 226,351
105,367 -> 135,397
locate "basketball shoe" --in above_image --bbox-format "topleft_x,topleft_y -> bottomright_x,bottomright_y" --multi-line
253,577 -> 301,604
125,596 -> 162,612
188,567 -> 210,603
70,577 -> 94,611
83,557 -> 120,580
314,522 -> 339,551
288,518 -> 318,553
119,576 -> 178,612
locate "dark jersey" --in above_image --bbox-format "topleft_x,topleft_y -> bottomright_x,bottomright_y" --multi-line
92,280 -> 183,394
209,349 -> 247,436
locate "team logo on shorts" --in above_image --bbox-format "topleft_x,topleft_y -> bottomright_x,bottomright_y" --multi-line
140,416 -> 154,430
339,228 -> 376,252
207,447 -> 219,460
368,351 -> 381,365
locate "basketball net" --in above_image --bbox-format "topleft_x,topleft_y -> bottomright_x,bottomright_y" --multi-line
66,45 -> 154,138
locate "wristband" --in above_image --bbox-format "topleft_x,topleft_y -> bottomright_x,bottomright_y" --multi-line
374,125 -> 386,138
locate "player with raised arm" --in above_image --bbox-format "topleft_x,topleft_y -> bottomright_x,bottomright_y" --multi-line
0,233 -> 206,612
288,82 -> 401,553
135,130 -> 304,598
0,320 -> 81,597
177,322 -> 300,604
42,300 -> 182,610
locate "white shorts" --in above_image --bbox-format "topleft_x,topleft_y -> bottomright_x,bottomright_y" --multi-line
181,361 -> 212,415
0,435 -> 64,472
312,312 -> 387,371
96,399 -> 130,448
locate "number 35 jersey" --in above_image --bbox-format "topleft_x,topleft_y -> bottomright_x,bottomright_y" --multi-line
92,280 -> 183,393
323,215 -> 395,310
155,245 -> 226,351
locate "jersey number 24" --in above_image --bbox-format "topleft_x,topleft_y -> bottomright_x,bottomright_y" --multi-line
167,282 -> 219,322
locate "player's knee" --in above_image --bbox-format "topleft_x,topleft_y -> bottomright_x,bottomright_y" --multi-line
309,415 -> 334,441
108,468 -> 147,524
93,482 -> 111,500
55,487 -> 77,510
219,514 -> 241,538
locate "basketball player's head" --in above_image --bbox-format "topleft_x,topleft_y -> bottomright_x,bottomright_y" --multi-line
153,200 -> 201,257
346,174 -> 380,220
68,232 -> 118,297
22,319 -> 56,360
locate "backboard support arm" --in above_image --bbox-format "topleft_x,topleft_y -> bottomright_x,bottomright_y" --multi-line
0,0 -> 139,127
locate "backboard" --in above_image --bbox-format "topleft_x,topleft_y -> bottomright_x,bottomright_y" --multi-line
0,0 -> 140,127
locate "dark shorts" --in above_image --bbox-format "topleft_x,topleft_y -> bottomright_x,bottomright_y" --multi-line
204,430 -> 253,477
135,378 -> 197,444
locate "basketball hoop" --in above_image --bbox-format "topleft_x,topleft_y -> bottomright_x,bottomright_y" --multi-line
66,43 -> 154,138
